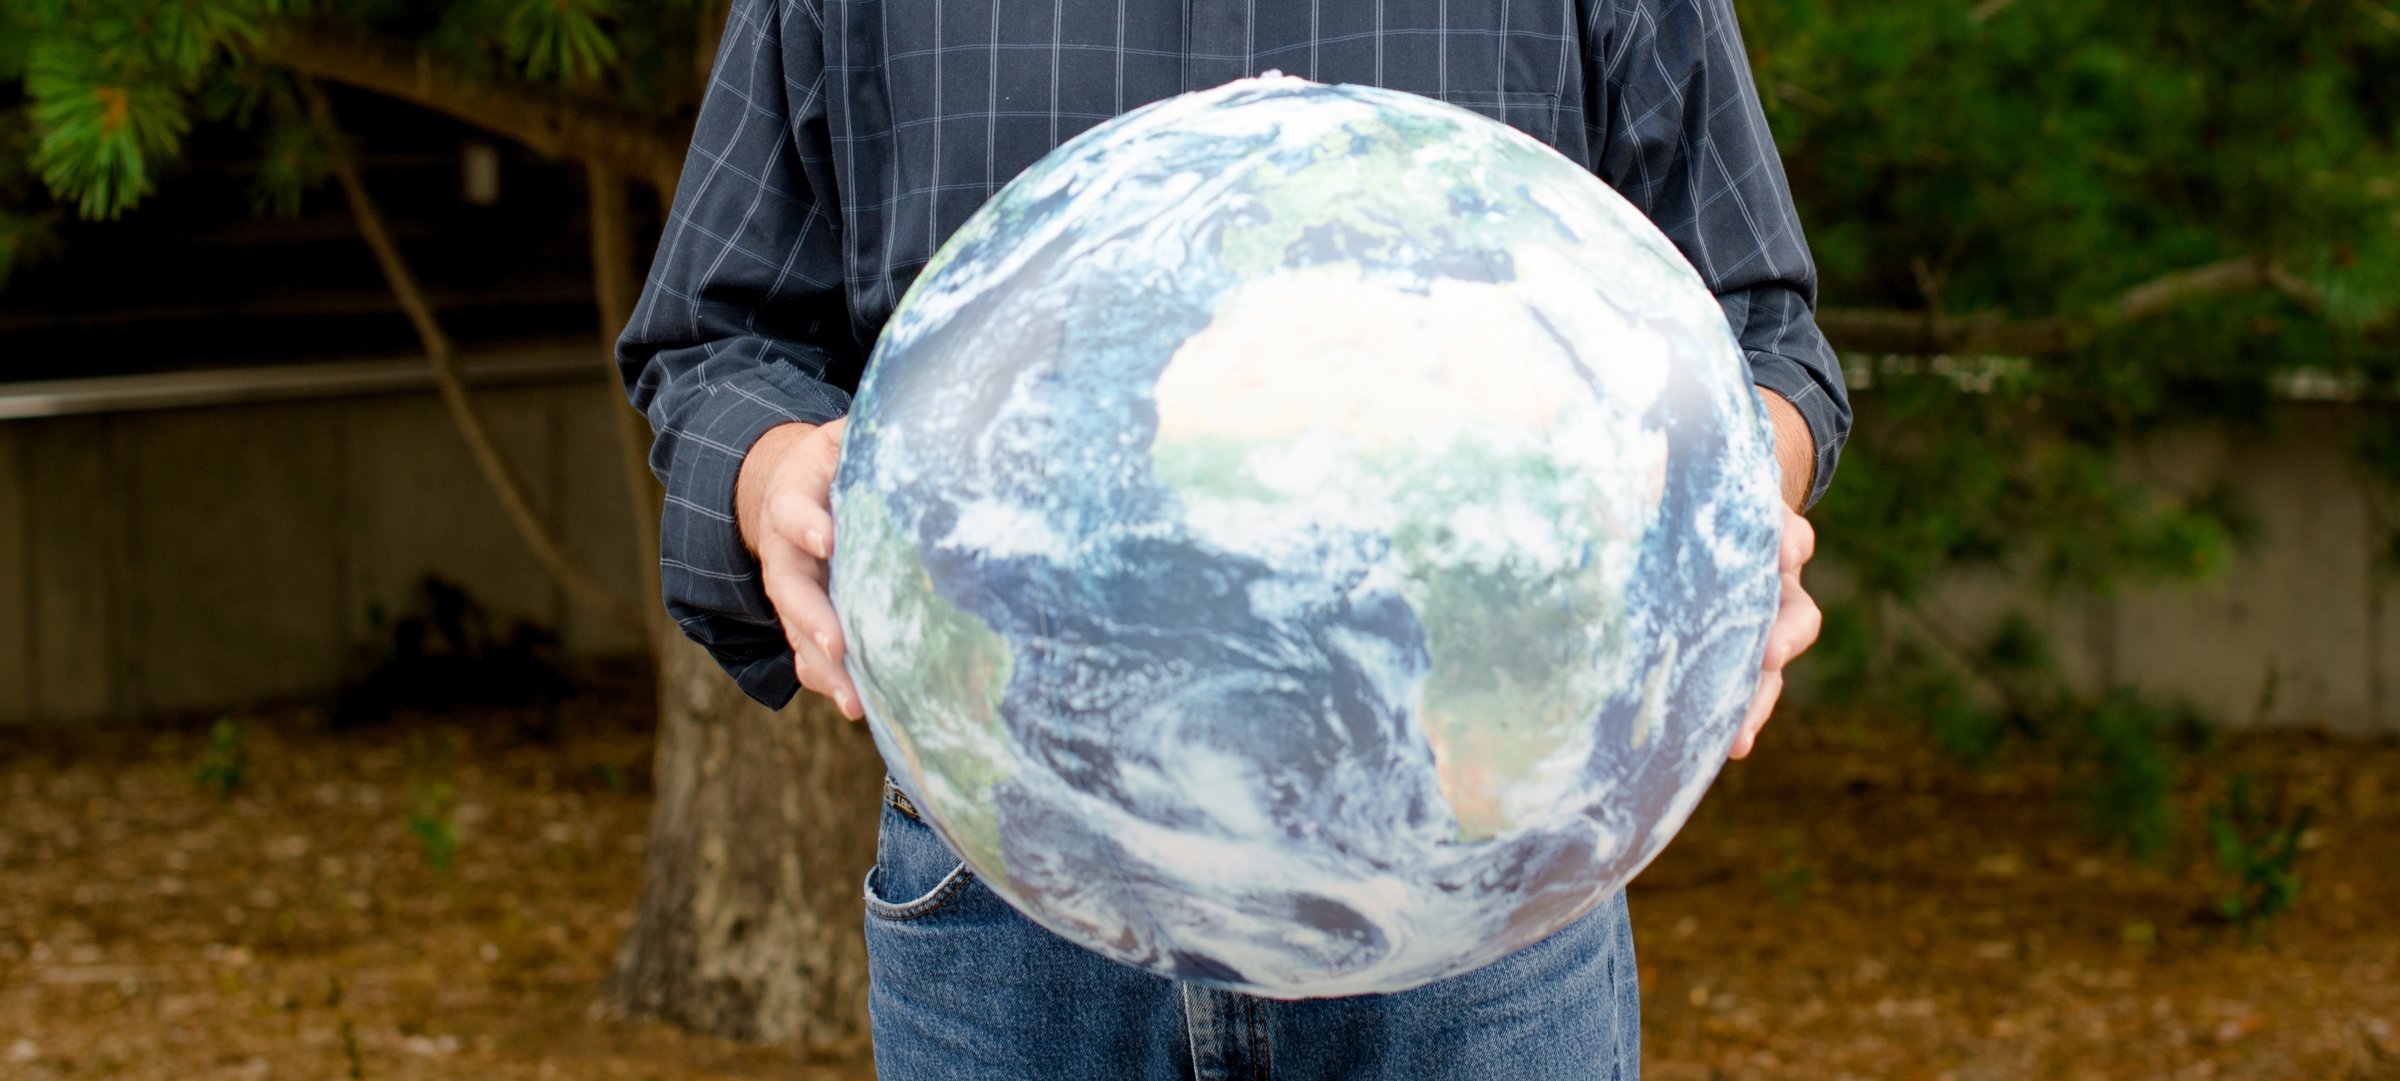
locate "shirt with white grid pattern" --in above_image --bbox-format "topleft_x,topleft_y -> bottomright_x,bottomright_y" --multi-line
619,0 -> 1852,708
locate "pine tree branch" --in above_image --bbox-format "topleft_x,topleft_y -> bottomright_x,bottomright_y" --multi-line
305,80 -> 650,638
260,24 -> 688,194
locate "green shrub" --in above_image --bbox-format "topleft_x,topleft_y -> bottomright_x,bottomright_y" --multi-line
2206,772 -> 2311,940
2074,691 -> 2198,861
406,780 -> 459,873
191,719 -> 249,796
403,733 -> 462,872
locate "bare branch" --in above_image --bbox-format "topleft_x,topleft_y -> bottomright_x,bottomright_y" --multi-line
305,80 -> 650,637
1819,254 -> 2336,357
261,25 -> 688,194
2108,256 -> 2274,321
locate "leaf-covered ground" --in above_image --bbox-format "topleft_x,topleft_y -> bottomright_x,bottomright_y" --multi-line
1,685 -> 2392,1080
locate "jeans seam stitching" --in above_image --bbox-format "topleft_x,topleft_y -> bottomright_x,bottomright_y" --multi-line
863,860 -> 975,921
1248,995 -> 1269,1080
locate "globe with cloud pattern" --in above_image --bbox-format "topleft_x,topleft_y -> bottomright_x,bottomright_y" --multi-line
831,75 -> 1782,997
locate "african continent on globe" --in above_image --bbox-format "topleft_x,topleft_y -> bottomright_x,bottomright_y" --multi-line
831,75 -> 1784,997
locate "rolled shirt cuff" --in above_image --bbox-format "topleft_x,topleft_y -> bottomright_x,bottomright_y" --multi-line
654,359 -> 851,709
1745,349 -> 1847,511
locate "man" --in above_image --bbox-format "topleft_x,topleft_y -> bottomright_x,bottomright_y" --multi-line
620,0 -> 1847,1075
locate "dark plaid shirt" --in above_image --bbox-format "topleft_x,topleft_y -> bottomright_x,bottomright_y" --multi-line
620,0 -> 1853,708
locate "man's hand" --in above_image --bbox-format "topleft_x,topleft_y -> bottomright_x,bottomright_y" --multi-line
1731,391 -> 1823,760
735,418 -> 864,720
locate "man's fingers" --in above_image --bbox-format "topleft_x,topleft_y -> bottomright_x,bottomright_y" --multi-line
782,609 -> 864,721
1730,670 -> 1784,760
793,640 -> 864,720
1780,510 -> 1816,572
789,627 -> 862,720
1734,510 -> 1816,761
791,624 -> 840,696
1765,574 -> 1823,669
775,568 -> 849,671
822,669 -> 864,721
770,492 -> 839,562
741,416 -> 858,719
759,541 -> 824,635
760,557 -> 863,720
792,420 -> 849,504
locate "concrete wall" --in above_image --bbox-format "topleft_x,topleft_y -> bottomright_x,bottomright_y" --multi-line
0,351 -> 647,724
2098,412 -> 2394,733
1817,404 -> 2397,737
1,361 -> 2393,735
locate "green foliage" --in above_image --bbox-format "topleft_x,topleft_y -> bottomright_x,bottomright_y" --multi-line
1742,2 -> 2396,850
1912,668 -> 2007,763
2207,772 -> 2312,940
1756,0 -> 2397,579
1888,634 -> 2009,763
1749,1 -> 2400,326
407,779 -> 460,872
1759,850 -> 1819,907
422,0 -> 628,84
1817,586 -> 2218,854
503,0 -> 622,83
1818,381 -> 2252,611
404,733 -> 462,872
5,0 -> 312,216
192,719 -> 251,795
2071,690 -> 2203,861
25,49 -> 190,217
0,0 -> 711,224
246,101 -> 333,217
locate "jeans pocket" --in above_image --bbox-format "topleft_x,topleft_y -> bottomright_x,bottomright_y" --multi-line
863,799 -> 978,922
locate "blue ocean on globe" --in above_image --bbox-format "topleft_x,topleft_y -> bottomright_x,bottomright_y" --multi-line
830,75 -> 1784,997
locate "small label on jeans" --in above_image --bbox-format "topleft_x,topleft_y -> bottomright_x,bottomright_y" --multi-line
882,776 -> 921,820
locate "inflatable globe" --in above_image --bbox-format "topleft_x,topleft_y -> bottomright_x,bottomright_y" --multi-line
830,75 -> 1783,997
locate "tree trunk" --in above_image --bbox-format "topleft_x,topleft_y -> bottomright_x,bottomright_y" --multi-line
583,162 -> 667,627
585,155 -> 882,1049
607,632 -> 886,1046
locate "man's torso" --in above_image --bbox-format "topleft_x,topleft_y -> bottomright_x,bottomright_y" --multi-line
798,1 -> 1631,381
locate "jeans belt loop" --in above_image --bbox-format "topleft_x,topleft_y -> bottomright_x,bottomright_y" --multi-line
882,775 -> 922,821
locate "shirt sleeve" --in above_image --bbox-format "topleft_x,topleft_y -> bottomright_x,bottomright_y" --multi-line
617,0 -> 854,709
1589,0 -> 1851,508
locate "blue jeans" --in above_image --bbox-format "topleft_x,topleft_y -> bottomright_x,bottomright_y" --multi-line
863,793 -> 1641,1079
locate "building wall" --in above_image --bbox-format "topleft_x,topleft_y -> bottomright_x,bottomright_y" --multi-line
1,366 -> 2392,735
0,355 -> 648,723
2104,415 -> 2394,733
1801,407 -> 2397,737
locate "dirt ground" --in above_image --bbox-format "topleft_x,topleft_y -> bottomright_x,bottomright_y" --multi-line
1,685 -> 2393,1080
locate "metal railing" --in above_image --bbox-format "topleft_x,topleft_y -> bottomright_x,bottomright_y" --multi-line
0,344 -> 610,421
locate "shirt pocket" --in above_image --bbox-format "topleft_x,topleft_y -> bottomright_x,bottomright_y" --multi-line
1435,89 -> 1563,149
